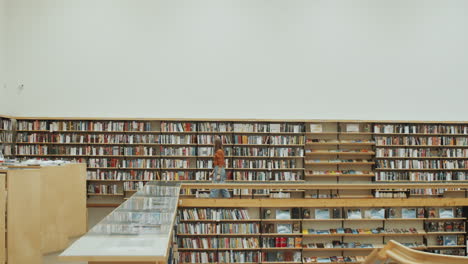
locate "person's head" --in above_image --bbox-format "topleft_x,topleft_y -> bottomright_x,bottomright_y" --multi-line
214,136 -> 223,151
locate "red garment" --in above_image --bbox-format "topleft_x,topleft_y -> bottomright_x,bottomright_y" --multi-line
213,149 -> 225,167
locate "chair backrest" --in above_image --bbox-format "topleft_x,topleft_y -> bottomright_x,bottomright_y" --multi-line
363,240 -> 468,264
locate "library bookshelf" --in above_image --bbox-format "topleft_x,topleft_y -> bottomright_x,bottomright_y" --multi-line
2,116 -> 468,202
176,200 -> 468,263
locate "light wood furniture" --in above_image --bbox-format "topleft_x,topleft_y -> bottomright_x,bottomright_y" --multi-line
0,169 -> 41,264
0,163 -> 86,264
40,163 -> 87,253
364,240 -> 468,264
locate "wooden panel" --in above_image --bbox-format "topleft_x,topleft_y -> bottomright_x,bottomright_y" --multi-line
0,173 -> 5,264
41,165 -> 71,253
7,169 -> 41,264
64,164 -> 87,237
178,198 -> 468,208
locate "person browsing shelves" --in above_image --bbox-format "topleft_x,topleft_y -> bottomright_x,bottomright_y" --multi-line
209,136 -> 231,198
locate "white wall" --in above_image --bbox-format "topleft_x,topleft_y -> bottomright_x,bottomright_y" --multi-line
4,0 -> 468,120
0,0 -> 7,114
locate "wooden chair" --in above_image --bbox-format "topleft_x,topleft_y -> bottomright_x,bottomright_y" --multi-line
363,240 -> 468,264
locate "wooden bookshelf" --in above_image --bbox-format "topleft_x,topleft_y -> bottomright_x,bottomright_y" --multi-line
3,117 -> 468,203
176,204 -> 467,262
0,117 -> 14,157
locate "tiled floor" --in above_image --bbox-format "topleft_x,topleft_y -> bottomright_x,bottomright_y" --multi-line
42,207 -> 115,264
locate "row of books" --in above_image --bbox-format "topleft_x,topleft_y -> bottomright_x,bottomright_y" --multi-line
161,122 -> 195,132
17,145 -> 159,156
87,170 -> 159,181
159,135 -> 197,144
179,209 -> 251,221
179,237 -> 260,249
233,171 -> 302,181
232,135 -> 305,145
234,147 -> 304,157
0,145 -> 13,156
88,158 -> 160,168
374,191 -> 407,198
161,159 -> 191,168
87,184 -> 120,194
161,146 -> 198,156
410,188 -> 449,196
262,237 -> 302,248
375,172 -> 468,181
161,123 -> 304,133
375,148 -> 468,158
178,251 -> 261,263
0,132 -> 13,142
376,160 -> 468,169
178,223 -> 259,234
196,135 -> 232,144
232,123 -> 276,133
374,124 -> 468,134
16,133 -> 159,143
123,181 -> 144,191
178,223 -> 218,235
375,136 -> 468,146
161,171 -> 202,181
17,120 -> 151,132
232,159 -> 297,169
197,122 -> 231,132
0,118 -> 12,130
